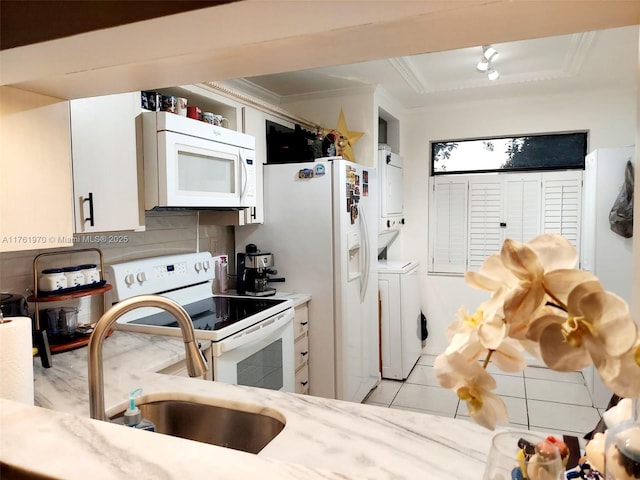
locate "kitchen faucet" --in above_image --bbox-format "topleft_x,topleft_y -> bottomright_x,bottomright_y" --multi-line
87,295 -> 208,421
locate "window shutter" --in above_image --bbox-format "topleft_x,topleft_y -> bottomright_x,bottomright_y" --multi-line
467,177 -> 502,270
503,173 -> 542,244
541,170 -> 583,248
432,178 -> 468,273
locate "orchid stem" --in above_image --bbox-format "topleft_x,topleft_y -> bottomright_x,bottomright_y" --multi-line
482,350 -> 494,369
543,283 -> 568,311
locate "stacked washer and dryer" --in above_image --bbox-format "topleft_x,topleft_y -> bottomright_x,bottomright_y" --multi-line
377,146 -> 423,380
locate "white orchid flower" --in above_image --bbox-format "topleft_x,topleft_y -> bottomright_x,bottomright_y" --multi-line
527,281 -> 638,372
434,352 -> 508,430
592,334 -> 640,399
499,235 -> 582,326
439,234 -> 638,431
446,295 -> 506,355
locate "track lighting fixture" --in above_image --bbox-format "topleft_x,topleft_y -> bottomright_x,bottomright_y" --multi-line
482,45 -> 498,62
476,45 -> 499,81
487,68 -> 500,81
476,58 -> 489,72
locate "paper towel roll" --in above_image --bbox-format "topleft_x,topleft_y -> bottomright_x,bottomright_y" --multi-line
0,316 -> 34,404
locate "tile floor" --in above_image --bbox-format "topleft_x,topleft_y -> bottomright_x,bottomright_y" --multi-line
363,354 -> 602,445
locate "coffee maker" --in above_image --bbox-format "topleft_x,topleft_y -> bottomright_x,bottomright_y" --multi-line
236,244 -> 285,296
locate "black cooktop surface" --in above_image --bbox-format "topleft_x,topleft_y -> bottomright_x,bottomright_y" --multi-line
130,296 -> 287,331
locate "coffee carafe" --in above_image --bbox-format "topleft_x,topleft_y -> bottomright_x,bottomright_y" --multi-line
236,244 -> 285,296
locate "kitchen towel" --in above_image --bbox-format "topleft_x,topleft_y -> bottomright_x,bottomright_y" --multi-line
0,316 -> 34,404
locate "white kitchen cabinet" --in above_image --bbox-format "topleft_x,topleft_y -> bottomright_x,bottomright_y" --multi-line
293,302 -> 310,394
0,86 -> 74,252
70,92 -> 144,233
238,106 -> 266,224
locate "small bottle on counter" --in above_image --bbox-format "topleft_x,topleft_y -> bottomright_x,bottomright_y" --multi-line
123,388 -> 155,432
219,256 -> 229,294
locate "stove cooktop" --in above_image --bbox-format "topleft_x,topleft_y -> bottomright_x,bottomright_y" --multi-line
129,296 -> 288,332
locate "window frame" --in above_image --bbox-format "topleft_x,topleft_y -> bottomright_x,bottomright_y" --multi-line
430,130 -> 588,176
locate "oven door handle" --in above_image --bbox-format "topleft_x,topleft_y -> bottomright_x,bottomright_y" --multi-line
219,310 -> 293,354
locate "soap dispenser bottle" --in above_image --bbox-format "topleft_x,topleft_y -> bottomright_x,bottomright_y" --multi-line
123,388 -> 155,432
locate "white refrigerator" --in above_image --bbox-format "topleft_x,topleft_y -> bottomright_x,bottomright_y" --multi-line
235,158 -> 380,402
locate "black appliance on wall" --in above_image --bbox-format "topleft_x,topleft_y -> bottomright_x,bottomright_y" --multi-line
236,244 -> 285,296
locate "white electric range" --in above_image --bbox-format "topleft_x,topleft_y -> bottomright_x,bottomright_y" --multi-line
104,252 -> 295,392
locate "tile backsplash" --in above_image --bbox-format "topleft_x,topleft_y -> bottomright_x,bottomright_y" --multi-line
0,211 -> 234,323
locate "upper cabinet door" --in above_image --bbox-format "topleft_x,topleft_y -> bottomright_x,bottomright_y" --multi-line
70,92 -> 144,233
0,86 -> 74,252
240,106 -> 266,225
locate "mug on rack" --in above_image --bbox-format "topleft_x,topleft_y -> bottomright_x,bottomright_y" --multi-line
202,112 -> 215,124
176,97 -> 188,116
213,115 -> 229,128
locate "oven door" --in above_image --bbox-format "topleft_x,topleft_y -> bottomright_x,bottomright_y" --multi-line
212,308 -> 295,392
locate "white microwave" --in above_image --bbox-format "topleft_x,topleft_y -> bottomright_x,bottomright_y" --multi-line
142,112 -> 256,210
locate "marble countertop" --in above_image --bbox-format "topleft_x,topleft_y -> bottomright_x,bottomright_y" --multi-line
2,293 -> 498,479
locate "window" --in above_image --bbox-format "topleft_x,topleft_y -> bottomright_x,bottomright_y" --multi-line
431,131 -> 587,175
428,170 -> 583,274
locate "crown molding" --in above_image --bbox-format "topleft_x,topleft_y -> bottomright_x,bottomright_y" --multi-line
278,84 -> 377,104
204,81 -> 320,130
221,78 -> 283,106
388,56 -> 429,94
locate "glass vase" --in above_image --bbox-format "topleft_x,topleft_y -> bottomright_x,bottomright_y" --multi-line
605,398 -> 640,479
483,431 -> 565,480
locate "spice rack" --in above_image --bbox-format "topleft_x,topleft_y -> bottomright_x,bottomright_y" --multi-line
27,248 -> 113,353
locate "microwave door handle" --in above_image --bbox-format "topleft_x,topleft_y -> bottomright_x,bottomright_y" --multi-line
240,151 -> 248,200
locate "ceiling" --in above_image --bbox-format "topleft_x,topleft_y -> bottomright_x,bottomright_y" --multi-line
0,1 -> 234,50
2,2 -> 638,101
233,25 -> 639,110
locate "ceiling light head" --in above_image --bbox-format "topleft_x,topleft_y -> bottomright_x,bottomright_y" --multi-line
482,45 -> 498,62
487,68 -> 500,81
476,57 -> 489,72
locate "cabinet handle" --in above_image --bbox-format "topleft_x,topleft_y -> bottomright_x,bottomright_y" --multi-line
300,351 -> 308,357
84,192 -> 95,227
300,381 -> 308,386
250,207 -> 257,220
300,321 -> 308,326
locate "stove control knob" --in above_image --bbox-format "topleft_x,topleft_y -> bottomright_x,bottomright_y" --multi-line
194,262 -> 202,273
203,260 -> 211,271
124,273 -> 135,286
137,272 -> 147,284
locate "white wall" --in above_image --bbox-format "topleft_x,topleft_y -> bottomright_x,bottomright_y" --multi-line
283,88 -> 377,168
402,87 -> 637,354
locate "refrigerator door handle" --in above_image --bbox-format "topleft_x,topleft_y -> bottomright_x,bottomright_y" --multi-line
359,207 -> 370,303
